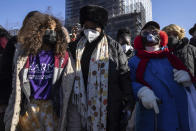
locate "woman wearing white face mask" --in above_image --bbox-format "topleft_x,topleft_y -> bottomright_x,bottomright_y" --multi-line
67,5 -> 135,131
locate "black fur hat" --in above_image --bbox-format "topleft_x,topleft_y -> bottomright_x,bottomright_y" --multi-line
80,5 -> 108,29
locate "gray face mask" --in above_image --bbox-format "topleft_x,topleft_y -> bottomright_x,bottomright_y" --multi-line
43,29 -> 57,45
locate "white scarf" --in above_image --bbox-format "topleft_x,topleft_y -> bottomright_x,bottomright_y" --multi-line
73,36 -> 109,131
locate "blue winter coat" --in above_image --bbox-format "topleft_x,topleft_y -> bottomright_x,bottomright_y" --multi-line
129,56 -> 190,131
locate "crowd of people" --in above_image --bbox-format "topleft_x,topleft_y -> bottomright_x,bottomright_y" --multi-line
0,4 -> 196,131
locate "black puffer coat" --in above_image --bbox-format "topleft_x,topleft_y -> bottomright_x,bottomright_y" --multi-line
69,32 -> 135,131
0,36 -> 17,105
190,37 -> 196,47
170,38 -> 196,77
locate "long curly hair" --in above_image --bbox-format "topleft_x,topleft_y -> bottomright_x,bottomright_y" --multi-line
18,11 -> 68,57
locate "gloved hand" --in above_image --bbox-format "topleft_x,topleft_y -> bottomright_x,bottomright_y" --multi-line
120,97 -> 133,130
137,86 -> 159,114
173,69 -> 192,87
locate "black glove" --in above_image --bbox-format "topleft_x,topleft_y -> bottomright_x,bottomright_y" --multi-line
120,98 -> 133,131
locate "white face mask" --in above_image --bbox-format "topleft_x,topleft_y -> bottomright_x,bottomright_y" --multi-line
145,45 -> 160,52
83,29 -> 100,43
122,44 -> 132,53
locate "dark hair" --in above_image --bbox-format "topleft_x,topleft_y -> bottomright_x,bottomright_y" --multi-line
21,11 -> 40,27
18,11 -> 46,56
0,28 -> 10,39
117,27 -> 131,41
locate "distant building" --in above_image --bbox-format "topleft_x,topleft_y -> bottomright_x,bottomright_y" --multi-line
124,0 -> 152,22
8,29 -> 19,36
106,5 -> 146,40
65,0 -> 124,28
65,0 -> 152,39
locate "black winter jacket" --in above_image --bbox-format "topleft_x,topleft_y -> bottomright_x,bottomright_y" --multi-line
69,33 -> 135,131
190,37 -> 196,47
125,49 -> 135,60
0,36 -> 17,105
170,39 -> 196,77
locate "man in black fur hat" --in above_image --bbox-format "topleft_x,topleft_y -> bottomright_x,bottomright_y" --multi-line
68,5 -> 135,131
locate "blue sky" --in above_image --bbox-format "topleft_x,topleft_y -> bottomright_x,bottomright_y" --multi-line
152,0 -> 196,38
0,0 -> 196,38
0,0 -> 65,29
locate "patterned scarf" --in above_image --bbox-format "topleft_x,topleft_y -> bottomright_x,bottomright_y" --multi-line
73,36 -> 109,131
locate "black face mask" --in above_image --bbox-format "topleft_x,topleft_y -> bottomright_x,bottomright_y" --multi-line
168,36 -> 179,48
43,29 -> 57,45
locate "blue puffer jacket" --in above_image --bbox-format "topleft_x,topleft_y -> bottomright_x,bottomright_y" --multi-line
129,56 -> 190,131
